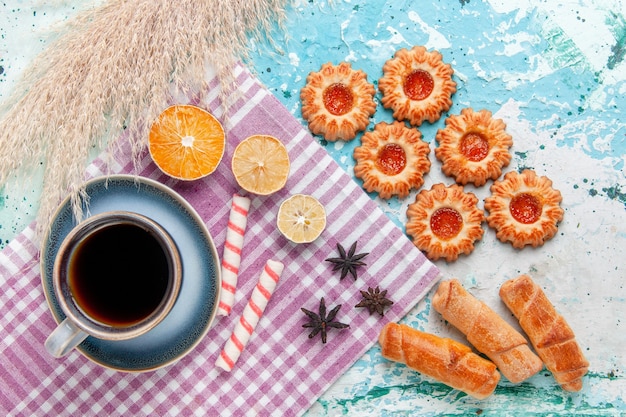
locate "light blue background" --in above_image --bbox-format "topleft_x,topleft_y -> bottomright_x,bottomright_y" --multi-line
1,0 -> 625,415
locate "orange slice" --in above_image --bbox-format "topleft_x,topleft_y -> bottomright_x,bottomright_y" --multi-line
231,134 -> 290,195
148,105 -> 225,180
277,194 -> 326,243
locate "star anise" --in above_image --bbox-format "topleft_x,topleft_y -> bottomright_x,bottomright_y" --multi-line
355,286 -> 394,317
301,297 -> 350,344
325,241 -> 369,281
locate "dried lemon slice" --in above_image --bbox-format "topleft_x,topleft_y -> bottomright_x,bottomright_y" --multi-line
277,194 -> 326,243
231,134 -> 290,195
148,105 -> 225,180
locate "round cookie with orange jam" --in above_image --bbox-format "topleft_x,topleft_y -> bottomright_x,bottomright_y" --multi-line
300,62 -> 376,141
435,108 -> 513,187
353,121 -> 431,199
406,183 -> 485,262
379,46 -> 456,126
484,169 -> 564,249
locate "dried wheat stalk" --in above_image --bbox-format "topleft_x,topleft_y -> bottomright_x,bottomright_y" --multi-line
0,0 -> 288,238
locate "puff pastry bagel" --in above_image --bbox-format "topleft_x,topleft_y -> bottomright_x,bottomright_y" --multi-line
500,275 -> 589,391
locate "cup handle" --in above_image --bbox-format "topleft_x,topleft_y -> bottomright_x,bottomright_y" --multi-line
45,318 -> 88,358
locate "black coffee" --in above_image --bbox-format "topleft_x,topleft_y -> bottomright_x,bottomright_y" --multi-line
68,222 -> 170,327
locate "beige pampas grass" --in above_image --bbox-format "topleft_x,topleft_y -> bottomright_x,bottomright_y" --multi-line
0,0 -> 288,238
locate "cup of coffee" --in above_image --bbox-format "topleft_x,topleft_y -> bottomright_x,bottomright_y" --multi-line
45,211 -> 182,358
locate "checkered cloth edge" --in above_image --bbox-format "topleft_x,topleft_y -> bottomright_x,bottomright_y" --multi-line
0,64 -> 440,417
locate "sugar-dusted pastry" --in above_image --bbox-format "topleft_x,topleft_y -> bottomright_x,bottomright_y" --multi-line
379,46 -> 456,126
435,108 -> 513,186
499,275 -> 589,391
353,121 -> 431,199
406,183 -> 484,262
379,323 -> 501,400
300,62 -> 376,141
432,279 -> 543,384
484,169 -> 564,248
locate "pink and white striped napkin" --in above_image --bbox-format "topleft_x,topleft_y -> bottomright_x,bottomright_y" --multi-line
0,64 -> 439,416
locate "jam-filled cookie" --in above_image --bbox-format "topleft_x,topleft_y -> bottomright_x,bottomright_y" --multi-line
406,183 -> 485,262
435,108 -> 513,186
484,169 -> 564,248
379,46 -> 456,126
353,121 -> 431,199
300,62 -> 376,141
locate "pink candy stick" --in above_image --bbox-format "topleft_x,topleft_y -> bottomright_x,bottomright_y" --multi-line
215,259 -> 284,372
217,194 -> 251,316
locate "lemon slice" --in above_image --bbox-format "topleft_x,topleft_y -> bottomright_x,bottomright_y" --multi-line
277,194 -> 327,243
231,134 -> 290,195
148,105 -> 225,180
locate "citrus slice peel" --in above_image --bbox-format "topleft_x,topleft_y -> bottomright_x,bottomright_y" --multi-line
148,104 -> 225,181
277,194 -> 326,244
231,134 -> 291,195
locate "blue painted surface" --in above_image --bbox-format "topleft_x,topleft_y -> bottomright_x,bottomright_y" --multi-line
1,0 -> 625,415
246,1 -> 626,415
